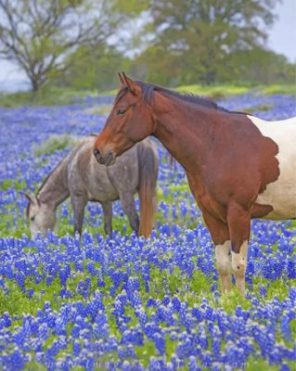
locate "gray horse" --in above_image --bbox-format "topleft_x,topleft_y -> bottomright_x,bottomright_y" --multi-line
26,136 -> 158,237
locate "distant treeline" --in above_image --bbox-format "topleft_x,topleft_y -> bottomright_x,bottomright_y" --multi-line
0,0 -> 294,92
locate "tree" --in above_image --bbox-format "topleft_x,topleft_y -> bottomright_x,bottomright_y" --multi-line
0,0 -> 120,91
58,43 -> 131,91
227,48 -> 296,85
138,0 -> 281,85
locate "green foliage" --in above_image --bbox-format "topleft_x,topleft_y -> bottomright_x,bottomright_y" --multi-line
189,270 -> 213,296
0,0 -> 124,91
0,280 -> 41,316
0,87 -> 97,107
252,277 -> 296,302
157,183 -> 190,204
131,0 -> 286,86
236,104 -> 273,113
24,362 -> 47,371
0,203 -> 29,238
245,359 -> 281,371
176,83 -> 296,99
2,252 -> 292,323
156,183 -> 200,229
1,0 -> 295,93
219,290 -> 251,313
135,340 -> 156,367
177,84 -> 251,99
227,48 -> 296,85
59,45 -> 130,91
261,84 -> 296,95
290,318 -> 296,339
0,234 -> 295,368
55,210 -> 134,237
113,0 -> 149,14
0,82 -> 295,108
34,135 -> 79,156
0,179 -> 26,191
85,105 -> 112,116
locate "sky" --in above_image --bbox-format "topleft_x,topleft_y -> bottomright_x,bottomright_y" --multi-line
0,0 -> 295,91
267,0 -> 296,62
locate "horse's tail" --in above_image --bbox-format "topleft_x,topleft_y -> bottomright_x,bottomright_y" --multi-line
137,139 -> 158,238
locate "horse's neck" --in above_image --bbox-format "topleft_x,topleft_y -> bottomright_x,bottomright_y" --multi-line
152,93 -> 213,172
38,158 -> 69,209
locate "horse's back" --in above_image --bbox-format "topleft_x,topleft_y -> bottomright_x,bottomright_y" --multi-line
105,142 -> 140,193
67,136 -> 158,202
105,138 -> 158,192
136,137 -> 159,183
67,137 -> 119,201
249,115 -> 296,219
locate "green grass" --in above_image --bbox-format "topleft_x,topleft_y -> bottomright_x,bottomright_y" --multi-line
1,257 -> 293,346
260,84 -> 296,95
235,103 -> 273,113
24,362 -> 47,371
0,207 -> 135,239
177,84 -> 251,99
84,104 -> 112,116
34,134 -> 80,156
0,83 -> 295,107
0,87 -> 98,107
0,202 -> 29,238
1,256 -> 291,318
245,359 -> 280,371
0,217 -> 295,369
0,178 -> 26,192
177,83 -> 296,99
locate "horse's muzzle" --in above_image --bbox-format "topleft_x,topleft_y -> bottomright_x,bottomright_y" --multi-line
93,148 -> 116,166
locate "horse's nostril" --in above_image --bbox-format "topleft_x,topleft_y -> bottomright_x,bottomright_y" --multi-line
93,148 -> 100,157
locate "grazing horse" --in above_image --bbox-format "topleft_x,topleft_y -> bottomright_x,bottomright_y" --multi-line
26,136 -> 158,238
93,73 -> 296,295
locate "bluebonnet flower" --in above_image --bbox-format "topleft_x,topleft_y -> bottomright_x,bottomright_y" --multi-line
3,349 -> 26,370
0,95 -> 296,369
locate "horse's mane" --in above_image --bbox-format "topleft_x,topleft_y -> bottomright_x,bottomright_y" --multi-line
36,136 -> 98,200
26,164 -> 59,215
36,156 -> 66,197
135,81 -> 247,115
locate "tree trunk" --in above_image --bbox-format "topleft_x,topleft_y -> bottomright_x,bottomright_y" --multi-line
31,78 -> 40,92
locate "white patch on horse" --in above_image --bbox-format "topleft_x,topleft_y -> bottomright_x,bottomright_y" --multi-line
231,240 -> 248,271
231,240 -> 248,295
215,240 -> 232,292
249,115 -> 296,219
215,241 -> 231,271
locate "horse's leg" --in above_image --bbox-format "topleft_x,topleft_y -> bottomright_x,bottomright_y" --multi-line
119,191 -> 139,234
203,211 -> 232,293
215,240 -> 232,293
102,202 -> 113,236
71,194 -> 87,235
187,173 -> 232,292
227,202 -> 251,295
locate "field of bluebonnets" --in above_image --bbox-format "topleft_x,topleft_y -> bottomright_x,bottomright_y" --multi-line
0,93 -> 296,370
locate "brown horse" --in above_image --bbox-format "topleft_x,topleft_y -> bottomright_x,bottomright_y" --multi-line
94,73 -> 296,295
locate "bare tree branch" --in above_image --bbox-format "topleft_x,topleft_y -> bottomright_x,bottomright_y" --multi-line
0,0 -> 120,91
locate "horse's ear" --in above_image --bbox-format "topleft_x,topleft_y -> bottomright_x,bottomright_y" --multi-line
24,193 -> 40,206
121,72 -> 138,95
24,193 -> 33,203
118,72 -> 125,86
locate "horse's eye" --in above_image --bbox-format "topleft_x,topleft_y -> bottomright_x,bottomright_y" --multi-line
30,216 -> 35,222
116,108 -> 126,115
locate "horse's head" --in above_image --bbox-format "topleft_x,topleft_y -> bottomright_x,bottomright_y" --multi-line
25,193 -> 56,237
94,73 -> 155,165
